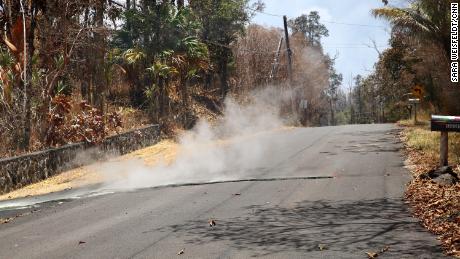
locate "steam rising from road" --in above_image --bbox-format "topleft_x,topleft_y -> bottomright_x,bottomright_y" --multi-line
99,86 -> 296,191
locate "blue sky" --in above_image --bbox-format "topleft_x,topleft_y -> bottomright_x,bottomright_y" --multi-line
249,0 -> 394,88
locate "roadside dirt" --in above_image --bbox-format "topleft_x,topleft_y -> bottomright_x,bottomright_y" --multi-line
0,140 -> 179,201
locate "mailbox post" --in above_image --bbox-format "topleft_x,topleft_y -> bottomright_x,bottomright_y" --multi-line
430,115 -> 460,166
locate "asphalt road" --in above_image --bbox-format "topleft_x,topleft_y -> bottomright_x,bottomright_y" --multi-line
0,124 -> 447,258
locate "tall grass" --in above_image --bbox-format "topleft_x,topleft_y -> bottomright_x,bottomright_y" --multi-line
405,126 -> 460,165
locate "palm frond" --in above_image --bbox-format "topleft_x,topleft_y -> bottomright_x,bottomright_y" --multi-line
146,61 -> 178,78
372,7 -> 441,44
123,48 -> 146,64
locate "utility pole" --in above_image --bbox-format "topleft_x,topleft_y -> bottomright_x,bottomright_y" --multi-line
283,15 -> 296,115
283,16 -> 293,85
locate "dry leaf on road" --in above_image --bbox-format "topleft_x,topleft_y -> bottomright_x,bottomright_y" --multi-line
208,219 -> 216,227
365,251 -> 378,258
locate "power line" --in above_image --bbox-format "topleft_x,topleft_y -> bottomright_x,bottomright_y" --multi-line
325,46 -> 387,49
243,2 -> 387,29
202,39 -> 285,54
324,43 -> 386,46
203,38 -> 387,52
324,44 -> 387,48
322,20 -> 385,28
246,6 -> 284,17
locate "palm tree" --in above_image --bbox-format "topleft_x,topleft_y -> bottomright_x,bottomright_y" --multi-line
372,0 -> 452,60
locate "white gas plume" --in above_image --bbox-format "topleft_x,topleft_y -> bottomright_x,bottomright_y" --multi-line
97,86 -> 297,191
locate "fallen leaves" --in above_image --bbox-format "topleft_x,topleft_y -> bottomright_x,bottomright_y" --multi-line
401,128 -> 460,257
317,244 -> 327,251
177,248 -> 184,255
208,219 -> 216,227
365,252 -> 378,258
406,178 -> 460,256
1,217 -> 12,224
0,210 -> 38,224
365,246 -> 389,258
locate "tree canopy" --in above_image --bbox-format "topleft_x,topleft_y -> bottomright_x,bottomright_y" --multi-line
289,11 -> 329,47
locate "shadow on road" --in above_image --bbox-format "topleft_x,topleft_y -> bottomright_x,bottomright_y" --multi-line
165,198 -> 444,258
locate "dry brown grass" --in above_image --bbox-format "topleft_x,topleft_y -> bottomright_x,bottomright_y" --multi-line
0,139 -> 178,201
402,123 -> 460,166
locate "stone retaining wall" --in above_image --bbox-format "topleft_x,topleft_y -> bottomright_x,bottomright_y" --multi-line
0,124 -> 160,194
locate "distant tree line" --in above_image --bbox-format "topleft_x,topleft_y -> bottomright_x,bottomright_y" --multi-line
347,0 -> 459,124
